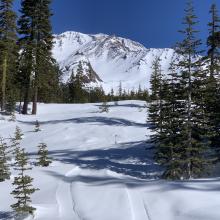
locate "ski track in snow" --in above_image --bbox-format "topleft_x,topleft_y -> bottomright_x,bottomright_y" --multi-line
125,187 -> 136,220
143,199 -> 152,220
56,167 -> 82,220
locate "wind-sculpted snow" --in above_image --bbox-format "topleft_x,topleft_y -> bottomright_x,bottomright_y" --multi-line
53,31 -> 176,92
0,101 -> 220,220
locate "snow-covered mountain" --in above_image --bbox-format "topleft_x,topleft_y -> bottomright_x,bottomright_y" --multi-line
53,31 -> 176,93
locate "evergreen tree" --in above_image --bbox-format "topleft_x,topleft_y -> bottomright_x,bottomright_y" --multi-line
148,57 -> 164,131
0,137 -> 10,181
118,81 -> 122,98
34,120 -> 40,132
11,147 -> 38,216
174,0 -> 209,179
37,143 -> 51,167
99,99 -> 109,113
10,126 -> 23,156
18,0 -> 54,115
205,3 -> 220,160
0,0 -> 17,111
148,57 -> 166,170
110,88 -> 114,101
158,62 -> 186,179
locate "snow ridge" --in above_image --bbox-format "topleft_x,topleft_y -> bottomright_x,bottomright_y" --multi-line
53,31 -> 176,92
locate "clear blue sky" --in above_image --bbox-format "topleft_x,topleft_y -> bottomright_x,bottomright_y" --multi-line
14,0 -> 220,48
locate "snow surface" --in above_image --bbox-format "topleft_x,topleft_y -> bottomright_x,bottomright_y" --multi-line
0,101 -> 220,220
53,32 -> 176,93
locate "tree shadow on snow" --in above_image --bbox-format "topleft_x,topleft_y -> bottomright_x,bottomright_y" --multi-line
42,141 -> 162,179
0,211 -> 15,220
18,116 -> 149,128
95,103 -> 146,109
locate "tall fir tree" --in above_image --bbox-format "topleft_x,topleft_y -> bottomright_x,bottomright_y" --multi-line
175,0 -> 209,179
0,0 -> 17,111
10,126 -> 23,156
18,0 -> 55,115
0,137 -> 10,181
148,57 -> 166,163
155,62 -> 185,179
11,147 -> 38,216
205,3 -> 220,160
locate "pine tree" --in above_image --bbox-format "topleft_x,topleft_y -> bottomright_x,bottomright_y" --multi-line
10,126 -> 23,156
11,147 -> 38,216
118,81 -> 122,99
205,3 -> 220,160
148,57 -> 166,166
99,99 -> 109,113
110,88 -> 114,101
18,0 -> 54,115
159,62 -> 186,179
37,143 -> 51,167
174,0 -> 209,179
34,120 -> 40,132
148,57 -> 164,130
0,137 -> 10,181
0,0 -> 17,111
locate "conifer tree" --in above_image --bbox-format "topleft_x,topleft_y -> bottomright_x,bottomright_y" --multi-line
0,137 -> 10,181
11,147 -> 38,216
10,126 -> 23,156
37,143 -> 51,167
99,99 -> 109,113
158,62 -> 186,179
148,57 -> 164,131
174,0 -> 209,179
148,57 -> 166,165
34,120 -> 40,132
205,3 -> 220,160
18,0 -> 54,115
118,81 -> 122,98
0,0 -> 17,111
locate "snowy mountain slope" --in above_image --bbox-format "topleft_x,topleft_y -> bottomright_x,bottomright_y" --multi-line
53,32 -> 176,92
0,101 -> 220,220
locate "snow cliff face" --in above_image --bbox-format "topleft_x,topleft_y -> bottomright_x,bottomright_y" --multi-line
53,31 -> 176,93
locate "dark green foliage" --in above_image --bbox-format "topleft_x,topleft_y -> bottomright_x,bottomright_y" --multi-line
18,0 -> 57,115
173,0 -> 209,179
148,1 -> 211,180
11,147 -> 38,215
68,62 -> 88,103
0,137 -> 10,181
10,126 -> 23,155
0,0 -> 18,111
205,3 -> 220,160
37,143 -> 51,167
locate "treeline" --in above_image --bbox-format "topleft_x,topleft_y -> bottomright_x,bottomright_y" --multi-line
61,62 -> 149,103
148,2 -> 220,180
0,0 -> 150,116
0,0 -> 61,115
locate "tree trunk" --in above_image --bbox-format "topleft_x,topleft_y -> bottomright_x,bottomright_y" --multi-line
1,54 -> 7,111
32,83 -> 38,115
22,85 -> 29,115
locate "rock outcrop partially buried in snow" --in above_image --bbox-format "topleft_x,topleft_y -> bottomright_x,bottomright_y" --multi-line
53,31 -> 176,92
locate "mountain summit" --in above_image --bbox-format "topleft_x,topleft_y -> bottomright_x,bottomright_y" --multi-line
53,31 -> 175,92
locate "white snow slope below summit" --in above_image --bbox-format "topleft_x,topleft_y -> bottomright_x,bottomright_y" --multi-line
53,31 -> 176,92
0,101 -> 220,220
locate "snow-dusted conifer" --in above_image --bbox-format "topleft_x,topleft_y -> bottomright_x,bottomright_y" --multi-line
0,137 -> 10,181
37,143 -> 51,167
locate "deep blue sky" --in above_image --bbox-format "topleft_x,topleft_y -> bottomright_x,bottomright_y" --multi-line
14,0 -> 220,48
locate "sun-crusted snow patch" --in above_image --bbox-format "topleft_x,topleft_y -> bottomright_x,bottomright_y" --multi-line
0,101 -> 220,220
